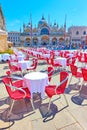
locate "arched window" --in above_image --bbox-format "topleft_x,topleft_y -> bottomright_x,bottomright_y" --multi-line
83,31 -> 86,35
40,28 -> 49,35
76,31 -> 79,35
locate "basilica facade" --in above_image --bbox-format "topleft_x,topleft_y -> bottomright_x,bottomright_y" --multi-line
20,16 -> 70,49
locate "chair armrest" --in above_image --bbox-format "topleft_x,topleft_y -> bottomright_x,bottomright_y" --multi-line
5,83 -> 26,98
54,76 -> 69,94
10,75 -> 23,80
56,76 -> 69,87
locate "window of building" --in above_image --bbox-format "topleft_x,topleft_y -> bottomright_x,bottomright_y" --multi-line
40,28 -> 49,35
76,31 -> 79,35
83,31 -> 86,35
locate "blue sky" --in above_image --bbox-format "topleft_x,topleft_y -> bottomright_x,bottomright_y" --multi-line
0,0 -> 87,32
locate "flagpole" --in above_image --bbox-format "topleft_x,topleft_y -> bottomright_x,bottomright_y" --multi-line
48,14 -> 50,45
64,14 -> 67,41
30,13 -> 32,46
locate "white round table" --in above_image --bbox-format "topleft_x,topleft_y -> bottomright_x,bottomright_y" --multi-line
24,72 -> 49,98
54,57 -> 66,67
18,60 -> 33,71
2,53 -> 10,61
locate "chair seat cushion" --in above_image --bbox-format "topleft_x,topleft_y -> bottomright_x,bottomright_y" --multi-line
8,87 -> 31,100
76,72 -> 82,78
13,80 -> 23,88
45,85 -> 64,98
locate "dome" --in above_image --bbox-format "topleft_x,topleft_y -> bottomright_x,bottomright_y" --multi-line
53,22 -> 58,28
38,16 -> 47,27
26,22 -> 31,28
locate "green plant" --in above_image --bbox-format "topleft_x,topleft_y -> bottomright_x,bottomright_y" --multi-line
0,48 -> 14,54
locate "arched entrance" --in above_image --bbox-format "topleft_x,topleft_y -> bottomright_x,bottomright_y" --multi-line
59,37 -> 64,43
52,37 -> 57,45
25,37 -> 31,46
33,37 -> 38,45
71,43 -> 77,49
41,35 -> 49,45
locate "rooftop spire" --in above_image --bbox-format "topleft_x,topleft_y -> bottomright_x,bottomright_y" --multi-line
64,14 -> 67,29
42,14 -> 45,20
64,14 -> 67,40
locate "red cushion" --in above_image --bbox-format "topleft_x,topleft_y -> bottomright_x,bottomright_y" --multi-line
45,85 -> 56,98
13,80 -> 23,88
7,87 -> 31,100
76,72 -> 82,78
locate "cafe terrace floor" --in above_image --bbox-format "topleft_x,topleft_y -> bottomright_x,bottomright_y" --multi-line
0,54 -> 87,130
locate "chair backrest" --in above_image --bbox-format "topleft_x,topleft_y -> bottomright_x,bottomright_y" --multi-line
66,56 -> 76,66
71,56 -> 76,65
7,60 -> 16,71
56,71 -> 69,93
70,64 -> 77,76
32,58 -> 38,69
84,53 -> 87,63
50,51 -> 55,59
2,77 -> 26,98
6,70 -> 13,85
81,68 -> 87,81
2,77 -> 12,95
50,58 -> 61,67
47,66 -> 54,82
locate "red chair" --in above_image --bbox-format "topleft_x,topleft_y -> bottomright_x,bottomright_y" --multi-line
81,68 -> 87,85
84,53 -> 87,63
9,55 -> 18,62
27,58 -> 38,71
2,77 -> 35,118
6,70 -> 23,88
50,58 -> 62,69
39,66 -> 54,82
69,64 -> 82,86
66,56 -> 76,66
45,71 -> 69,111
47,66 -> 54,82
7,60 -> 22,76
77,52 -> 85,63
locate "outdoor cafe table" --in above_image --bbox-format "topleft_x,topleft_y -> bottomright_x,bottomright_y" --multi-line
23,72 -> 49,99
0,54 -> 3,62
17,55 -> 25,61
54,57 -> 66,67
18,60 -> 33,71
43,54 -> 50,58
2,53 -> 10,61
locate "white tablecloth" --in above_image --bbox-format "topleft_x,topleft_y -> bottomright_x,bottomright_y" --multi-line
2,53 -> 10,61
54,51 -> 60,56
54,57 -> 66,67
67,53 -> 74,58
24,72 -> 48,98
0,54 -> 3,62
43,54 -> 50,58
10,54 -> 17,61
18,60 -> 33,70
17,55 -> 25,61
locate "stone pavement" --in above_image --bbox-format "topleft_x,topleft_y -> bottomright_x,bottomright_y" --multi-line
0,60 -> 87,130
